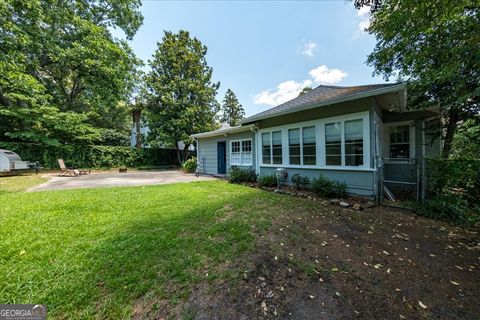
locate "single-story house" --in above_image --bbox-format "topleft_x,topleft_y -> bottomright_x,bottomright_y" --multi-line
192,83 -> 441,200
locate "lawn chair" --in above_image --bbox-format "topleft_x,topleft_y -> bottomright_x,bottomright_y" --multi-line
58,159 -> 80,176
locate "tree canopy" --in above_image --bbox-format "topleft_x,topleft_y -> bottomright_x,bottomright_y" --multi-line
145,30 -> 220,163
220,89 -> 245,127
357,0 -> 480,157
0,0 -> 143,146
298,87 -> 313,97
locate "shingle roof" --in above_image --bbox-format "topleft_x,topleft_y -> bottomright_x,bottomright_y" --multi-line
243,83 -> 403,124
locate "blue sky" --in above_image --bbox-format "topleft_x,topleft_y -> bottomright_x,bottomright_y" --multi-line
120,1 -> 384,116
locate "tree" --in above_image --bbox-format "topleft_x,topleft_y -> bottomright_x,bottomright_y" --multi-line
220,89 -> 245,126
298,87 -> 312,97
145,30 -> 220,164
0,0 -> 142,145
355,0 -> 480,158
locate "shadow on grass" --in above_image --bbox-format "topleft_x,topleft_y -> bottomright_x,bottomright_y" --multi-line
13,183 -> 276,319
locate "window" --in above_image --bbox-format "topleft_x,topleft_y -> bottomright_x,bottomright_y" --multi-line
389,125 -> 410,159
230,139 -> 252,165
325,122 -> 341,165
302,126 -> 316,165
262,133 -> 271,164
272,131 -> 282,164
325,118 -> 364,166
262,131 -> 283,164
288,128 -> 300,165
344,119 -> 363,166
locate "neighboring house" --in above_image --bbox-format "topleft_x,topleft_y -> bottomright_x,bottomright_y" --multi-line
192,83 -> 442,200
130,112 -> 194,151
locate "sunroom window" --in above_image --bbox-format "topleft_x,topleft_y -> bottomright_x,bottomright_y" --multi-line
345,119 -> 364,166
272,131 -> 282,164
389,125 -> 410,159
262,133 -> 271,164
288,128 -> 301,165
302,126 -> 316,165
325,122 -> 341,165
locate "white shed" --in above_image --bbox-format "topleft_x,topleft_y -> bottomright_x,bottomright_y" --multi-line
0,149 -> 30,172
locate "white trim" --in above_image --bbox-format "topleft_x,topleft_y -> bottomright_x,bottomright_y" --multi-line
257,111 -> 371,170
230,138 -> 252,166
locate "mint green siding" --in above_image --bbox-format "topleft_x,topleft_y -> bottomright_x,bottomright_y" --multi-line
197,130 -> 255,175
259,167 -> 375,197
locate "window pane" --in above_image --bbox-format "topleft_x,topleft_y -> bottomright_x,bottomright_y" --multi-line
289,128 -> 300,165
242,140 -> 251,152
241,152 -> 252,165
232,141 -> 240,153
262,133 -> 271,164
344,119 -> 363,166
302,126 -> 316,165
272,131 -> 282,164
325,122 -> 341,166
389,125 -> 410,159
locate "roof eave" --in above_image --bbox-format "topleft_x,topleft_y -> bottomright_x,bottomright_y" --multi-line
191,124 -> 255,139
242,83 -> 407,125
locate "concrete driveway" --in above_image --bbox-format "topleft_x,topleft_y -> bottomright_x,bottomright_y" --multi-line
29,170 -> 217,191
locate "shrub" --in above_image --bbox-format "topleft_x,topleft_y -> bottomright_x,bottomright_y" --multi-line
182,157 -> 197,173
258,174 -> 277,187
415,193 -> 472,224
0,142 -> 180,169
291,174 -> 310,190
312,174 -> 347,197
228,166 -> 257,184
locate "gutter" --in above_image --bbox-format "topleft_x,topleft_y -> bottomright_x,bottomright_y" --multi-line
191,124 -> 256,139
242,83 -> 407,125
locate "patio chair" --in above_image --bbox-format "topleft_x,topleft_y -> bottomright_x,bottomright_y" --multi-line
58,159 -> 80,176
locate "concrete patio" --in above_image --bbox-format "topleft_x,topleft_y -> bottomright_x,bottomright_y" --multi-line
29,170 -> 217,191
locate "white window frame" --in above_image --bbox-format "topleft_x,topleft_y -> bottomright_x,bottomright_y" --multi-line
261,131 -> 283,165
230,139 -> 252,166
383,121 -> 415,163
257,111 -> 372,171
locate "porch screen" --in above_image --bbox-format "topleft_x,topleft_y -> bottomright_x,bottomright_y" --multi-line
288,129 -> 300,165
344,119 -> 363,166
325,122 -> 341,165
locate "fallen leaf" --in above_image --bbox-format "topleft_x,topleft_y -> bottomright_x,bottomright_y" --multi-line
418,301 -> 427,309
374,264 -> 382,269
309,295 -> 315,299
19,250 -> 26,256
331,267 -> 339,272
450,281 -> 460,286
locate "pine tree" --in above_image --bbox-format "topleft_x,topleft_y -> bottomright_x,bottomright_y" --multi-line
220,89 -> 245,126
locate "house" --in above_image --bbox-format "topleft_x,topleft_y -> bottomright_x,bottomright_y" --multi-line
191,83 -> 442,200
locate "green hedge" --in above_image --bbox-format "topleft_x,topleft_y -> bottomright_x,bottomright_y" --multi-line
0,142 -> 181,169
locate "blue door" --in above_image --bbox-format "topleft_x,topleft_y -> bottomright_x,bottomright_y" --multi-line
217,141 -> 226,174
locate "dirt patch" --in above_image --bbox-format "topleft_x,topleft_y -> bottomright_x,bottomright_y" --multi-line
184,197 -> 480,319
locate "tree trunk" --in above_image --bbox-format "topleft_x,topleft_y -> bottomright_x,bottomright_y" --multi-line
175,142 -> 182,165
442,109 -> 460,159
133,110 -> 142,149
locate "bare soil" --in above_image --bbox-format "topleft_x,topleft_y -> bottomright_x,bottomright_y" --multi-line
184,195 -> 480,320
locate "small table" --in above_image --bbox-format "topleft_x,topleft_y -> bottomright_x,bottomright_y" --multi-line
79,169 -> 91,175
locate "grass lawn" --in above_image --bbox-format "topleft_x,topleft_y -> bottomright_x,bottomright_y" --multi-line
0,174 -> 48,193
0,180 -> 287,319
1,178 -> 478,319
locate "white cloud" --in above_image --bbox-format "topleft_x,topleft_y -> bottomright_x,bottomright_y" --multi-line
353,5 -> 371,39
309,65 -> 347,85
357,6 -> 370,17
253,64 -> 347,106
253,80 -> 313,106
300,40 -> 317,57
